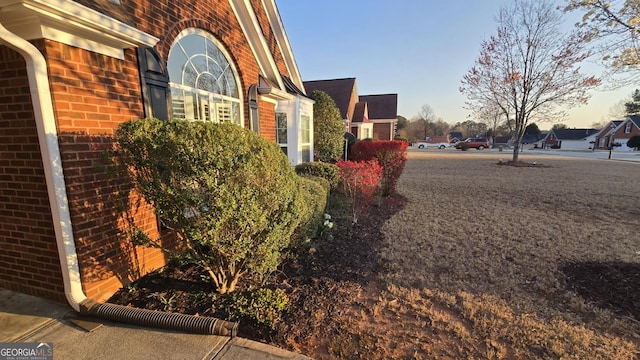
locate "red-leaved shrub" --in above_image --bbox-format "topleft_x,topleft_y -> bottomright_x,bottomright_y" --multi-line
350,140 -> 408,196
336,160 -> 383,223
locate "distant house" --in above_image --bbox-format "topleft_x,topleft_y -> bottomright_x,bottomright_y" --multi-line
303,78 -> 398,140
449,132 -> 463,143
542,128 -> 599,150
493,136 -> 512,148
608,116 -> 640,151
359,94 -> 398,140
350,100 -> 373,139
521,132 -> 547,148
593,120 -> 625,150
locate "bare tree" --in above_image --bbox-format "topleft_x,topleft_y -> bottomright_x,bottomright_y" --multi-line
408,104 -> 441,141
608,98 -> 629,119
475,102 -> 508,146
461,0 -> 601,161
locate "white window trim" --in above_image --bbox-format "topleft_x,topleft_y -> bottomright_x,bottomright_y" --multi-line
168,28 -> 244,125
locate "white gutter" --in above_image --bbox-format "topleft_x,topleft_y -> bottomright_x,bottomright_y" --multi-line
0,21 -> 86,310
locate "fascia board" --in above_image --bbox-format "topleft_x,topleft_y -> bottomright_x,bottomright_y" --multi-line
228,0 -> 284,90
0,0 -> 158,59
261,0 -> 305,94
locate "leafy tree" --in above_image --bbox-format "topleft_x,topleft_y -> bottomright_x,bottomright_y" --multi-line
113,119 -> 303,294
564,0 -> 640,74
451,120 -> 488,139
396,115 -> 409,130
311,90 -> 344,162
625,89 -> 640,115
461,0 -> 600,161
525,123 -> 541,134
628,135 -> 640,150
552,123 -> 569,130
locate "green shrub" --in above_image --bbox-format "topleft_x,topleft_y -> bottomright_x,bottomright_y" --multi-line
627,135 -> 640,150
295,162 -> 339,190
224,288 -> 289,330
296,175 -> 329,238
113,119 -> 303,294
394,136 -> 409,143
311,90 -> 345,162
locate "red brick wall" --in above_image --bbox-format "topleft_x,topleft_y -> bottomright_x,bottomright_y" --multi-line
0,44 -> 65,302
1,0 -> 287,302
249,0 -> 290,76
613,121 -> 640,139
41,40 -> 168,301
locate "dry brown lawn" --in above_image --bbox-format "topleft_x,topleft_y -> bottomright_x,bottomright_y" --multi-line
364,150 -> 640,359
111,150 -> 640,359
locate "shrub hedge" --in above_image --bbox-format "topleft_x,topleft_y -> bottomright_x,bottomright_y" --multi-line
350,140 -> 408,196
113,118 -> 303,294
294,161 -> 340,190
296,175 -> 330,239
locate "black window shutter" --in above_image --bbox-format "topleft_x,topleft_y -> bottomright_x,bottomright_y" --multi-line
136,47 -> 170,120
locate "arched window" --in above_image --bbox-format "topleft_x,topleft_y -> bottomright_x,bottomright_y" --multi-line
167,29 -> 242,125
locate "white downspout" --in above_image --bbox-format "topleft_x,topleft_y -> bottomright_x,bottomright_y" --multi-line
0,22 -> 87,310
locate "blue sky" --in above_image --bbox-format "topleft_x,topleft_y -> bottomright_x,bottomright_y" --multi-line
277,0 -> 636,130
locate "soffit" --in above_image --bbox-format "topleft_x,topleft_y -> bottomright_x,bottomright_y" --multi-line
0,0 -> 158,59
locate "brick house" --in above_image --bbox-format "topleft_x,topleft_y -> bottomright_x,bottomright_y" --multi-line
542,128 -> 599,150
595,116 -> 640,151
358,94 -> 398,141
303,78 -> 398,140
0,0 -> 312,306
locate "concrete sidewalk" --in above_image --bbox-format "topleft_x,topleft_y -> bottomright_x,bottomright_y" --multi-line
0,288 -> 311,360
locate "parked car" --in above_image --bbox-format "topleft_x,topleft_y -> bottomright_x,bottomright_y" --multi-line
415,136 -> 449,149
456,137 -> 490,150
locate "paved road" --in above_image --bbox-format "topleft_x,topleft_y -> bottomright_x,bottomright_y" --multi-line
409,146 -> 640,163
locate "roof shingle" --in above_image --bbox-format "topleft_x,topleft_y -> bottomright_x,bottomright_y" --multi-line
359,94 -> 398,120
303,78 -> 357,120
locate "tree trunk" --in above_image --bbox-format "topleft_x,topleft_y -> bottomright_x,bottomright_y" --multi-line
512,143 -> 520,162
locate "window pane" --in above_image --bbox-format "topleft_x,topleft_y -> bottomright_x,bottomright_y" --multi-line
168,30 -> 242,125
301,115 -> 310,143
276,113 -> 288,144
302,145 -> 311,162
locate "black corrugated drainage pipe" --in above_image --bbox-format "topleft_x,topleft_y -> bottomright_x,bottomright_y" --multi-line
80,299 -> 238,336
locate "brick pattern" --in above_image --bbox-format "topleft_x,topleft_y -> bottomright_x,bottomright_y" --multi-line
613,122 -> 640,139
249,0 -> 290,76
0,44 -> 65,302
1,0 -> 291,301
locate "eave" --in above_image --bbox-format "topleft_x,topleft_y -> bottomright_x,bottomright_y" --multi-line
0,0 -> 158,59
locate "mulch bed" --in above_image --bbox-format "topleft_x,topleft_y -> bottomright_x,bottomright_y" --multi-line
108,192 -> 407,353
497,159 -> 549,167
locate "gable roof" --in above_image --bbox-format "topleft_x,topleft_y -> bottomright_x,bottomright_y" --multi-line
303,78 -> 357,119
359,94 -> 398,120
551,128 -> 599,140
281,74 -> 307,97
522,133 -> 546,143
628,115 -> 640,129
595,120 -> 624,137
352,102 -> 369,123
